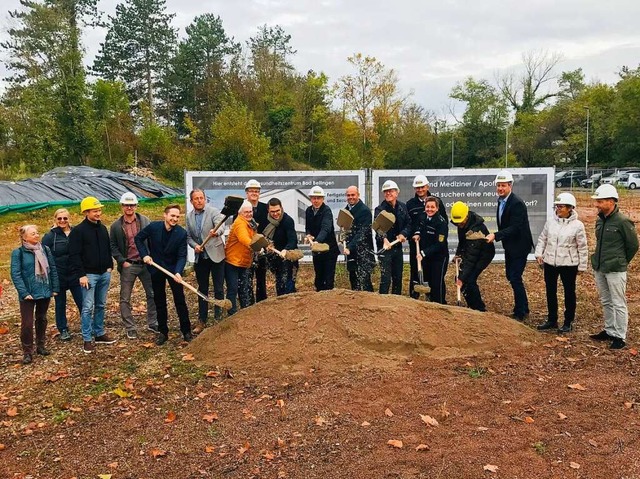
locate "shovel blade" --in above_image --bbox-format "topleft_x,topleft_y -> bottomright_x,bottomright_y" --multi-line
220,195 -> 245,216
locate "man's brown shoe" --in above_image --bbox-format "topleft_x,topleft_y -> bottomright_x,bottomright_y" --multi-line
192,322 -> 206,334
95,334 -> 116,345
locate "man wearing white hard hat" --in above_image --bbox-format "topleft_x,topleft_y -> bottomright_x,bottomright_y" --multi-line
534,192 -> 588,334
243,179 -> 269,303
305,185 -> 339,291
589,184 -> 638,349
110,192 -> 157,339
374,180 -> 411,295
406,175 -> 448,299
486,170 -> 534,321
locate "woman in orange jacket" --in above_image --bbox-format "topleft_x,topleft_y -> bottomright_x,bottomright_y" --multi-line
224,201 -> 256,315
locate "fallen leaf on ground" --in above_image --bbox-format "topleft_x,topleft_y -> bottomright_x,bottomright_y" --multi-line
276,399 -> 285,408
483,464 -> 498,473
0,327 -> 8,335
182,353 -> 195,361
569,462 -> 580,469
238,442 -> 250,454
262,450 -> 275,460
557,412 -> 568,420
6,407 -> 17,417
384,408 -> 394,417
112,388 -> 131,398
568,384 -> 586,391
415,444 -> 429,451
150,448 -> 166,458
314,416 -> 327,426
629,348 -> 638,356
107,462 -> 118,469
387,439 -> 403,448
277,437 -> 286,448
205,445 -> 215,453
0,444 -> 5,451
420,414 -> 439,427
524,416 -> 535,424
202,413 -> 218,423
165,411 -> 176,423
205,371 -> 219,377
141,342 -> 154,348
97,475 -> 112,479
361,421 -> 371,427
588,439 -> 598,447
477,427 -> 489,431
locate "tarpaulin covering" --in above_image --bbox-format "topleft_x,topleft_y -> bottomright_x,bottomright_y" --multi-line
0,166 -> 182,214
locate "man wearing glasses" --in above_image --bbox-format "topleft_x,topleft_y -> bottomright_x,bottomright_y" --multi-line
110,192 -> 158,339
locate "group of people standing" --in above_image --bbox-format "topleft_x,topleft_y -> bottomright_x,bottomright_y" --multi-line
9,171 -> 639,364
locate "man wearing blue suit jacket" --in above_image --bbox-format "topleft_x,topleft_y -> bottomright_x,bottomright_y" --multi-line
135,204 -> 192,345
486,170 -> 534,321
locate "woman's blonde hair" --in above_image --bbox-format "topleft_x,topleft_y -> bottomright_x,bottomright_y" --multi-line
52,208 -> 70,227
19,224 -> 38,239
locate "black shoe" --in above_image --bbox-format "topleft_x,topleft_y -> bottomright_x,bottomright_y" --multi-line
590,330 -> 613,341
510,313 -> 527,322
22,354 -> 32,365
610,338 -> 626,349
156,334 -> 168,346
36,346 -> 50,356
537,321 -> 558,331
183,332 -> 193,342
558,323 -> 573,333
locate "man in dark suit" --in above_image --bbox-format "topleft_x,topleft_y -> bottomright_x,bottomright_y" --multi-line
264,197 -> 298,295
135,204 -> 191,345
486,170 -> 534,321
343,186 -> 374,291
186,189 -> 226,331
243,179 -> 269,303
406,175 -> 448,299
305,185 -> 340,291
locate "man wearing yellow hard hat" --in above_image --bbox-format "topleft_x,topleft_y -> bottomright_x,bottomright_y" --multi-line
68,196 -> 116,354
450,201 -> 495,311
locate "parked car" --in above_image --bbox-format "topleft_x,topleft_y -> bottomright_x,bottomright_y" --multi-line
581,172 -> 604,188
601,169 -> 640,186
555,170 -> 587,188
619,172 -> 640,189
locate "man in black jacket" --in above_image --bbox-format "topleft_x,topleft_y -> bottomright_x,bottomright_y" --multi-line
264,198 -> 298,295
486,170 -> 534,320
110,192 -> 157,339
305,186 -> 339,291
243,179 -> 269,303
451,201 -> 495,311
343,186 -> 374,291
375,180 -> 411,295
406,175 -> 448,299
68,196 -> 116,354
135,204 -> 191,345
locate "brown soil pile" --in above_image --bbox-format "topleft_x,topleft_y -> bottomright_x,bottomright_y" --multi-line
188,289 -> 537,375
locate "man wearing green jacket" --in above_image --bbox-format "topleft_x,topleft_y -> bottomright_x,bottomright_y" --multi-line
589,184 -> 639,349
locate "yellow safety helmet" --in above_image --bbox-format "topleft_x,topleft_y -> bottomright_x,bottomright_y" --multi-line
450,201 -> 469,224
80,196 -> 104,212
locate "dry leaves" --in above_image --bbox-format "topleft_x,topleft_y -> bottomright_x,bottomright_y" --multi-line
182,353 -> 195,361
45,372 -> 69,383
164,411 -> 176,423
202,413 -> 218,423
557,412 -> 568,420
0,444 -> 5,451
6,407 -> 18,417
483,464 -> 499,473
420,414 -> 439,427
361,421 -> 371,427
150,448 -> 166,458
384,408 -> 394,417
415,444 -> 429,451
238,442 -> 250,454
141,342 -> 154,349
112,388 -> 132,398
0,326 -> 8,335
588,439 -> 598,447
205,371 -> 219,377
205,445 -> 216,453
567,384 -> 586,391
314,416 -> 327,426
524,416 -> 535,424
387,440 -> 403,448
569,462 -> 580,469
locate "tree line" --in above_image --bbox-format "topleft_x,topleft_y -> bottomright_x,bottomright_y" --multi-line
1,0 -> 639,181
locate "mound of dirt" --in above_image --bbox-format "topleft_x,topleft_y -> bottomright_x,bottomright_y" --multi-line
188,289 -> 537,375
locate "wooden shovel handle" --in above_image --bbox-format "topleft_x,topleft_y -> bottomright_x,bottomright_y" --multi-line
200,215 -> 227,248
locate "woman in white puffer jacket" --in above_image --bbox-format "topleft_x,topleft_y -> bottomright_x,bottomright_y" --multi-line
535,192 -> 588,333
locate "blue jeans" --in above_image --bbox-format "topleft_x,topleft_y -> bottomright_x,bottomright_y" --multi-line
54,284 -> 83,333
80,272 -> 111,341
225,263 -> 250,315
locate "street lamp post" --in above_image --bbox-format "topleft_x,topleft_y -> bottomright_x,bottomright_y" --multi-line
451,133 -> 455,168
584,106 -> 590,175
505,125 -> 509,167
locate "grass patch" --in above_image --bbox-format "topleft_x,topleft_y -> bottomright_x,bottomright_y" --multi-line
51,409 -> 71,424
532,441 -> 546,454
468,366 -> 487,379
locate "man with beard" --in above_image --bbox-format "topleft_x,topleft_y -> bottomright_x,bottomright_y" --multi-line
343,186 -> 374,291
264,198 -> 298,295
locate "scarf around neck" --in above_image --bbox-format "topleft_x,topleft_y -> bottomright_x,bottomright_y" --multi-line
262,214 -> 282,241
22,241 -> 49,282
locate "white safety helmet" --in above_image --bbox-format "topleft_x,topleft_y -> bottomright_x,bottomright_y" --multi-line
120,192 -> 138,205
382,180 -> 399,192
592,184 -> 619,200
244,179 -> 261,190
412,175 -> 429,188
553,192 -> 576,208
308,185 -> 326,197
495,170 -> 514,184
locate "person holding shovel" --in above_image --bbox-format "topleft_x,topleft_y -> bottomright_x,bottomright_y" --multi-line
242,179 -> 269,304
135,204 -> 192,345
450,201 -> 495,311
305,185 -> 339,291
264,198 -> 299,296
413,197 -> 449,304
343,186 -> 375,292
225,201 -> 258,314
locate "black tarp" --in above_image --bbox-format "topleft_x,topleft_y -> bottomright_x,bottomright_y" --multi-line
0,166 -> 182,214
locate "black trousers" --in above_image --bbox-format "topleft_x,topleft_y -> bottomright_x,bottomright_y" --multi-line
312,251 -> 338,291
543,263 -> 578,324
408,240 -> 420,299
461,269 -> 486,311
151,273 -> 191,337
348,258 -> 374,292
505,252 -> 529,317
424,255 -> 448,304
379,247 -> 403,295
245,256 -> 268,304
193,256 -> 225,322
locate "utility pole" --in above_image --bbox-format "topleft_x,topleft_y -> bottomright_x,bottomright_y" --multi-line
584,106 -> 590,175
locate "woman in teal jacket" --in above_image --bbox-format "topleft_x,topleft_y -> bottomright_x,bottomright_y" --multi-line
10,225 -> 59,364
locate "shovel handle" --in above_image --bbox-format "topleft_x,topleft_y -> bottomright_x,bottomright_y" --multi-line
149,260 -> 205,299
454,257 -> 462,303
200,215 -> 228,248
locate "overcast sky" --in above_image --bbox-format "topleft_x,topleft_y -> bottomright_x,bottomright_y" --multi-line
2,0 -> 639,118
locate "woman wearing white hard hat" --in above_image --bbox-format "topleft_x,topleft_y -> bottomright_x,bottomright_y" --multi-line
534,192 -> 588,333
